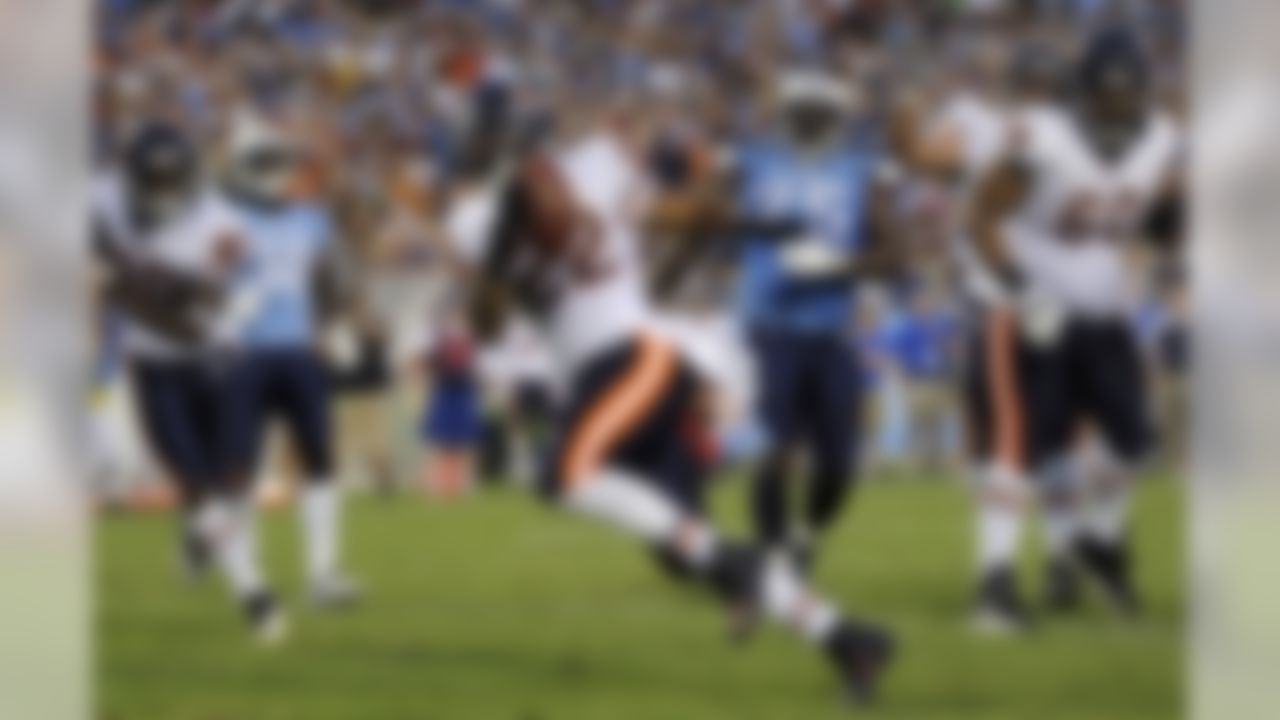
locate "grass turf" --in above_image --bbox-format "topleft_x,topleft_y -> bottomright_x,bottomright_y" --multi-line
98,475 -> 1183,719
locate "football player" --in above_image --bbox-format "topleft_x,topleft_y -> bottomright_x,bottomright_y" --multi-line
217,112 -> 361,611
967,29 -> 1183,628
93,121 -> 288,640
731,70 -> 903,573
441,82 -> 896,704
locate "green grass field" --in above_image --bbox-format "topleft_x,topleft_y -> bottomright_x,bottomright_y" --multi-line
98,476 -> 1183,720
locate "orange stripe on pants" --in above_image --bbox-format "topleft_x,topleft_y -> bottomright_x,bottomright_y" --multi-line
986,309 -> 1025,472
561,335 -> 678,489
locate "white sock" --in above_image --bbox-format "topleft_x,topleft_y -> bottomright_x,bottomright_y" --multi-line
301,480 -> 341,583
975,464 -> 1027,575
1041,503 -> 1079,561
564,467 -> 717,569
1083,477 -> 1134,545
195,497 -> 265,599
563,467 -> 682,540
760,552 -> 841,644
1037,453 -> 1082,561
1075,443 -> 1134,545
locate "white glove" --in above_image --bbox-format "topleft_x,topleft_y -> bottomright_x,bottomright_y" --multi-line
779,236 -> 848,279
1015,288 -> 1066,349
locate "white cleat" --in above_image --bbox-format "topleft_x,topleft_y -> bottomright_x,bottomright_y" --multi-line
308,573 -> 364,610
255,607 -> 290,647
244,591 -> 289,647
970,607 -> 1026,637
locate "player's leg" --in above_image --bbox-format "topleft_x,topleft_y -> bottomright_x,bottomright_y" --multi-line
967,308 -> 1059,627
546,336 -> 895,702
1072,321 -> 1152,615
214,353 -> 287,642
1019,320 -> 1091,619
748,328 -> 801,551
798,335 -> 862,573
964,310 -> 1036,631
277,348 -> 359,607
128,361 -> 217,580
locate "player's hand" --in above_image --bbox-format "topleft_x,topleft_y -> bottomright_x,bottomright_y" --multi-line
1014,288 -> 1066,349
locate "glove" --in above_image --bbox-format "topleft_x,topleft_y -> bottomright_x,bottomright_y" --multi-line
1014,286 -> 1066,349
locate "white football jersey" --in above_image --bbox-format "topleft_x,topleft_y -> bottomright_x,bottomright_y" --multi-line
446,132 -> 652,373
93,172 -> 245,360
1005,105 -> 1181,318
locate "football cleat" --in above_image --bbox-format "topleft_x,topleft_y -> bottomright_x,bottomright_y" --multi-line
824,621 -> 896,706
1045,557 -> 1083,613
308,573 -> 364,610
179,530 -> 213,585
972,568 -> 1032,635
243,590 -> 289,647
1075,537 -> 1142,618
707,543 -> 763,644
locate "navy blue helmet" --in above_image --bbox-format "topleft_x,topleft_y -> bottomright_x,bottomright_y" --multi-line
1076,29 -> 1149,120
1074,29 -> 1153,157
123,121 -> 198,214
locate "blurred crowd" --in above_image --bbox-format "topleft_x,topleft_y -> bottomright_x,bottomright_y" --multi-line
91,0 -> 1188,502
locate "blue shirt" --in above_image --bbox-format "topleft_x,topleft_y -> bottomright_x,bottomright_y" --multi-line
735,138 -> 875,334
235,203 -> 334,349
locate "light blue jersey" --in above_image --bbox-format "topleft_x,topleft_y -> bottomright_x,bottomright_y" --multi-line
234,202 -> 334,349
735,138 -> 875,334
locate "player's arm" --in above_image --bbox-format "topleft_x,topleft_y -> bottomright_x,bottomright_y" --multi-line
314,232 -> 356,326
645,149 -> 822,297
463,174 -> 532,342
644,173 -> 734,299
777,167 -> 906,283
848,169 -> 907,280
889,91 -> 960,178
94,217 -> 228,342
968,156 -> 1031,287
1143,167 -> 1184,251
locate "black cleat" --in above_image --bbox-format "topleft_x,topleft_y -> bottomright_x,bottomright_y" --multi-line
790,540 -> 817,579
243,590 -> 289,646
972,567 -> 1032,635
1075,537 -> 1142,618
1045,557 -> 1083,613
825,621 -> 896,706
707,543 -> 763,644
650,544 -> 700,585
180,529 -> 213,584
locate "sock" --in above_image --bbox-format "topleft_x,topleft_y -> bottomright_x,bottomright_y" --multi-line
564,467 -> 728,570
975,463 -> 1027,576
1037,453 -> 1081,561
1082,468 -> 1134,545
195,497 -> 265,600
1042,502 -> 1079,561
301,480 -> 341,582
564,467 -> 684,542
759,551 -> 841,644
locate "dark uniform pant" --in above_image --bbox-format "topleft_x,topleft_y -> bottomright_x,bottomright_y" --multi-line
750,327 -> 864,545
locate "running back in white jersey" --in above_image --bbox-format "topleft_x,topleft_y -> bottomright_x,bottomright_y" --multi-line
93,172 -> 245,360
1005,105 -> 1181,318
446,133 -> 652,373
